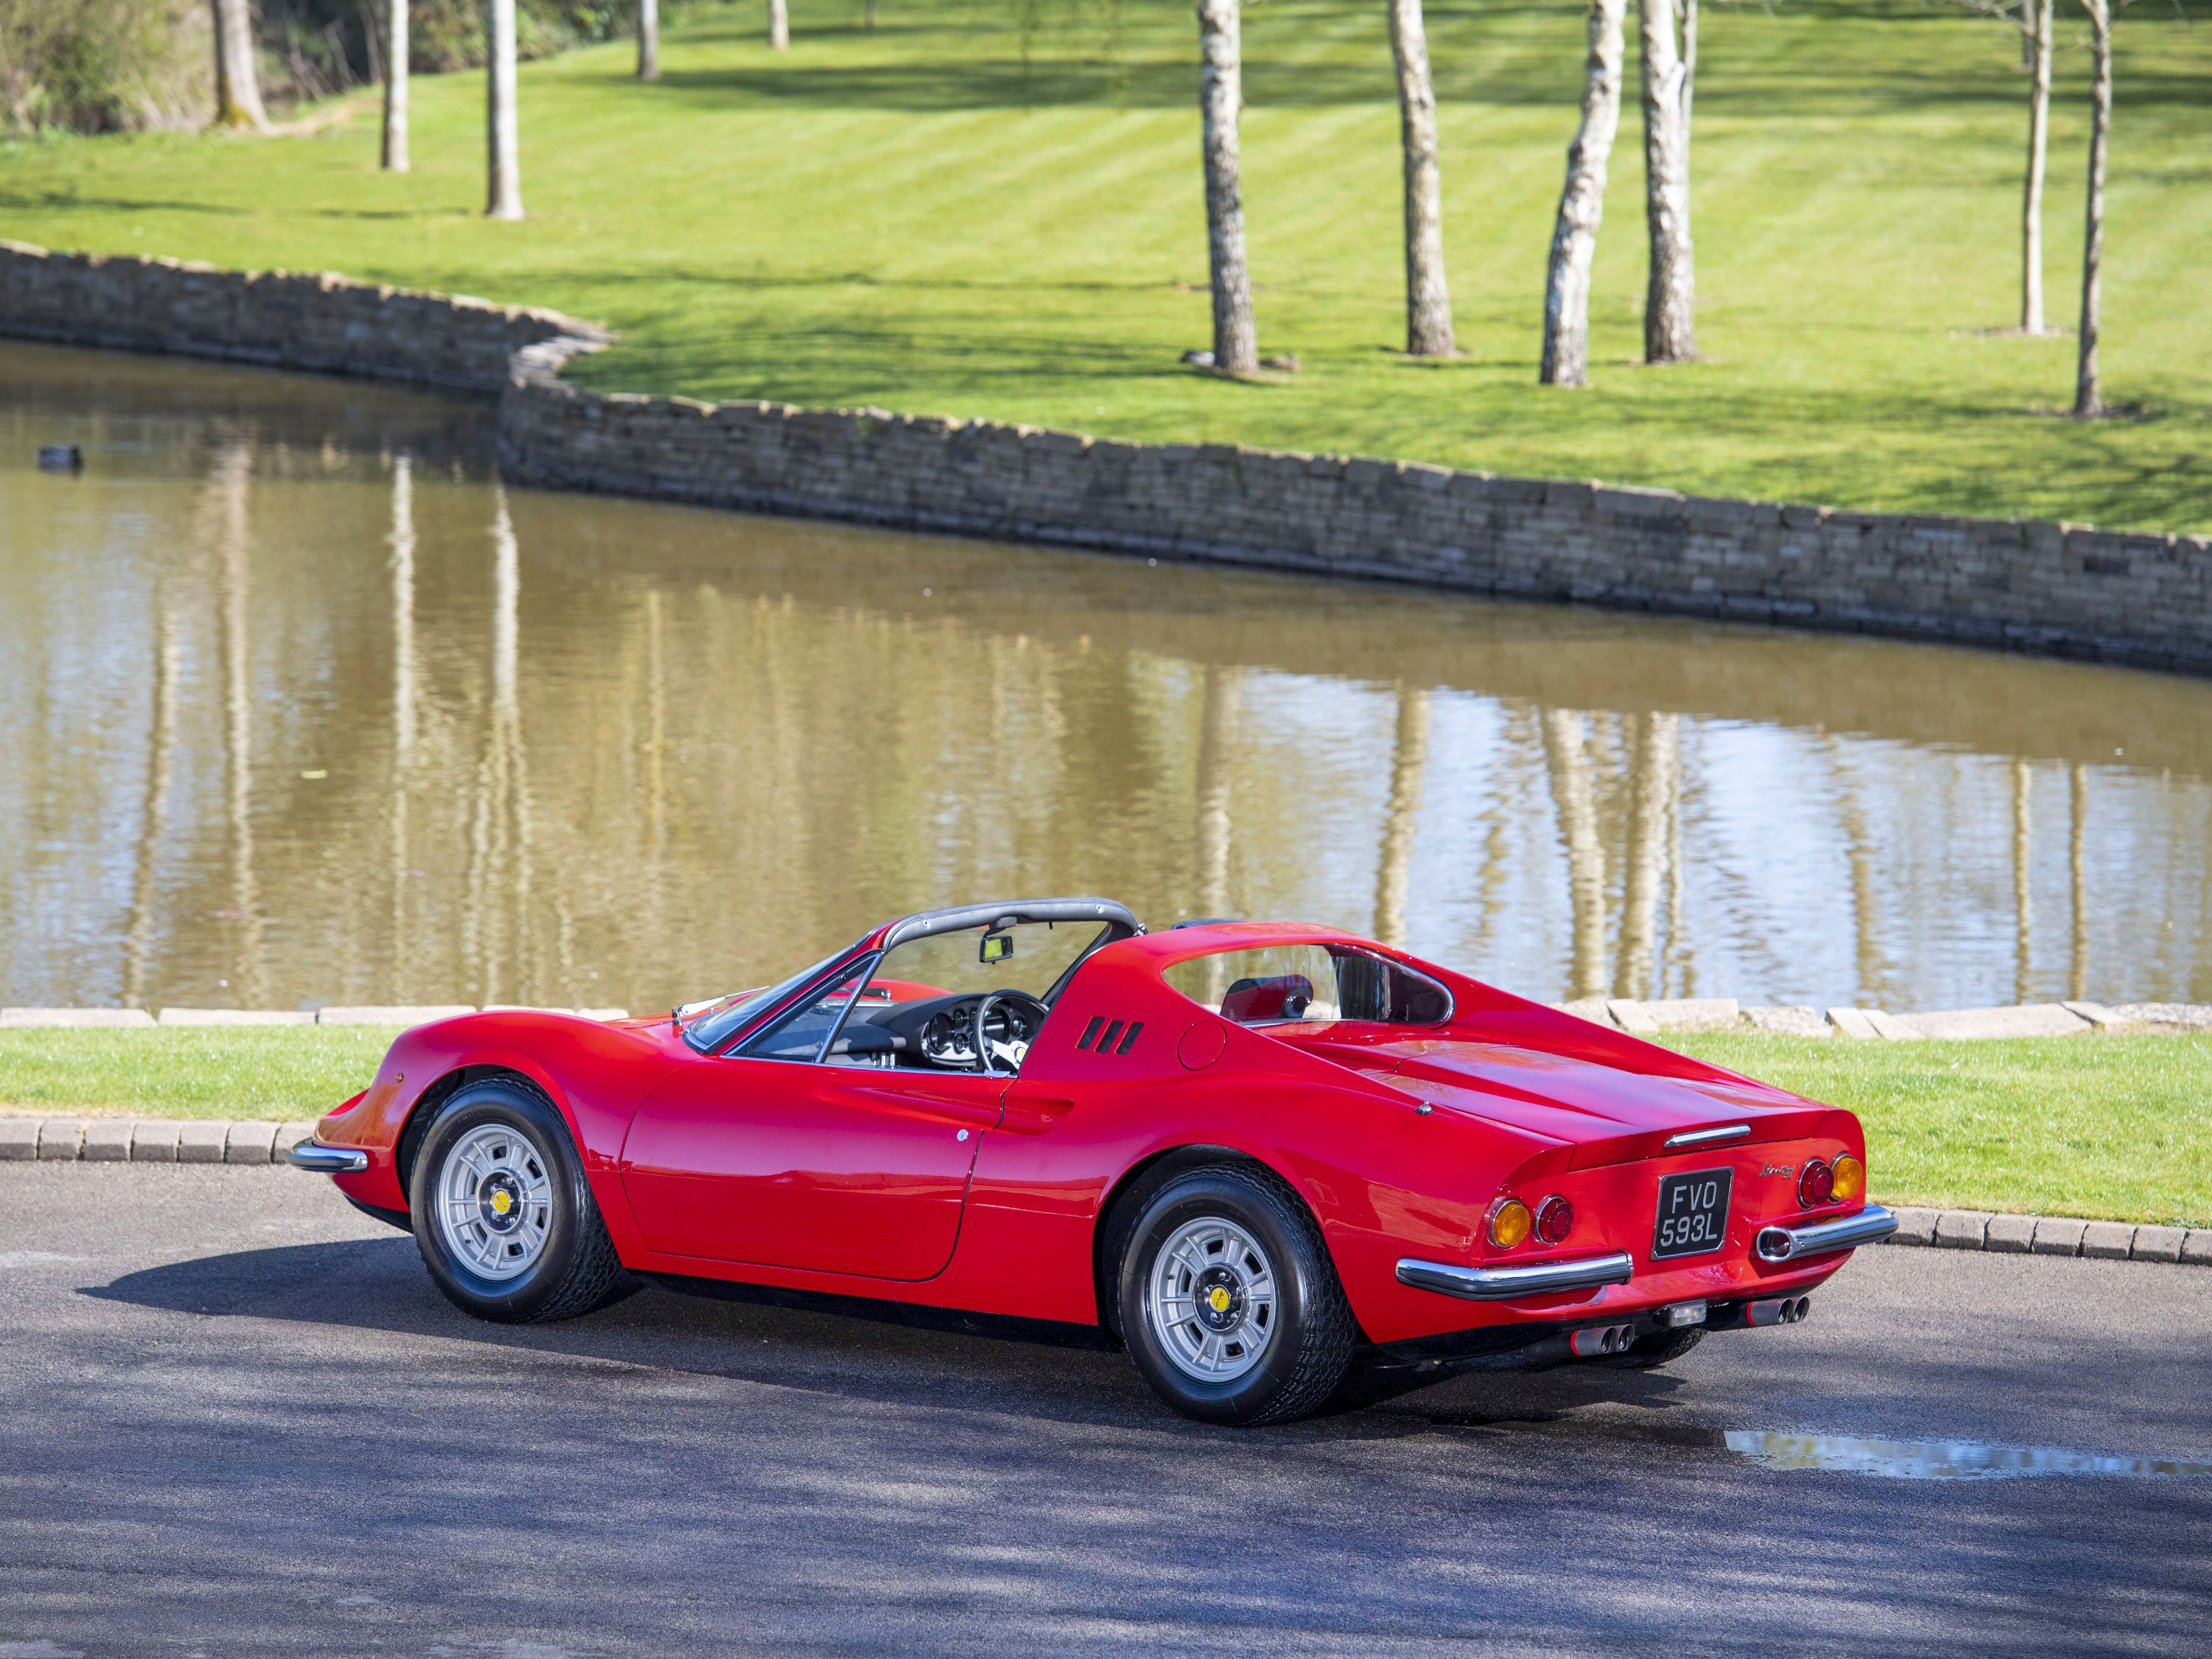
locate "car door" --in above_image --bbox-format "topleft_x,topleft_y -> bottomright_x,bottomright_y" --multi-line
619,1052 -> 1004,1281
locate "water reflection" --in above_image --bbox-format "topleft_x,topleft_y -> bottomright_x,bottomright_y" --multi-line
5,338 -> 2212,1017
1725,1431 -> 2212,1481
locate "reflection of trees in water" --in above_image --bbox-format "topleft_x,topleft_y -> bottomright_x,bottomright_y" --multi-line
15,401 -> 2212,1013
1542,708 -> 1607,1002
122,587 -> 180,1012
210,442 -> 267,1011
1372,686 -> 1428,950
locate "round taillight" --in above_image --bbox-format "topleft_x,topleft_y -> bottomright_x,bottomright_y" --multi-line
1831,1154 -> 1865,1203
1488,1197 -> 1534,1249
1534,1194 -> 1575,1245
1798,1158 -> 1835,1208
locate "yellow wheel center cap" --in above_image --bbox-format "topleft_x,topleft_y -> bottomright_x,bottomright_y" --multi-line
491,1190 -> 512,1215
1208,1286 -> 1231,1313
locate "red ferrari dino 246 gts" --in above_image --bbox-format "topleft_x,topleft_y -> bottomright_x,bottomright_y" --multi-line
291,898 -> 1896,1425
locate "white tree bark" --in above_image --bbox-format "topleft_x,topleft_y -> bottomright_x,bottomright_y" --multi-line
2074,0 -> 2110,416
866,0 -> 878,25
1540,0 -> 1626,388
485,0 -> 524,220
2021,0 -> 2052,333
1639,0 -> 1695,362
381,0 -> 409,171
1388,0 -> 1454,357
638,0 -> 659,79
770,0 -> 790,51
1196,0 -> 1257,375
210,0 -> 270,130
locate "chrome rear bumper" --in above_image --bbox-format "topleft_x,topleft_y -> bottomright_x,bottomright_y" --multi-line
1755,1203 -> 1898,1263
285,1138 -> 369,1175
1397,1251 -> 1635,1302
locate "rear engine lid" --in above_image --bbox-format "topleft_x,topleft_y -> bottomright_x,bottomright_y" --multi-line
1351,1037 -> 1829,1170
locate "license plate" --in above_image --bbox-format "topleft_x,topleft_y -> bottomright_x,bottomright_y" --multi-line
1652,1167 -> 1735,1260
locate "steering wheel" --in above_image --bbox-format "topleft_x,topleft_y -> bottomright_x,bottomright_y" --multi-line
971,990 -> 1049,1077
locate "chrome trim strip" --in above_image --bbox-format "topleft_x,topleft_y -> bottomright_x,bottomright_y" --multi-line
286,1139 -> 369,1175
1396,1251 -> 1636,1302
1664,1124 -> 1751,1148
1754,1203 -> 1899,1263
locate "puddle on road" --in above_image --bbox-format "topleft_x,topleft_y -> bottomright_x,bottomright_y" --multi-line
1421,1413 -> 2212,1480
1725,1430 -> 2212,1480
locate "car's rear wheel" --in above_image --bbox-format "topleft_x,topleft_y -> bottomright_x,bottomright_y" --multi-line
1117,1164 -> 1355,1426
409,1077 -> 637,1324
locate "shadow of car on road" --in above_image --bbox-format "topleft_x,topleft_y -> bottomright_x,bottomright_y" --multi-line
79,1238 -> 1713,1444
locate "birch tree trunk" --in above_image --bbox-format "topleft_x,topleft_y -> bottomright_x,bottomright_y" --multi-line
485,0 -> 524,220
2021,0 -> 2053,333
1388,0 -> 1454,357
638,0 -> 658,79
1639,0 -> 1695,362
2073,0 -> 2110,416
867,0 -> 878,24
380,0 -> 409,170
770,0 -> 790,51
210,0 -> 270,130
1197,0 -> 1258,375
1540,0 -> 1626,388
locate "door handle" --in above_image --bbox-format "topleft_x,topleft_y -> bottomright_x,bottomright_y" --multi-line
999,1093 -> 1075,1135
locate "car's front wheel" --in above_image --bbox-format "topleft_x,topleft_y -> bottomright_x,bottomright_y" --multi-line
1117,1164 -> 1355,1426
408,1077 -> 637,1324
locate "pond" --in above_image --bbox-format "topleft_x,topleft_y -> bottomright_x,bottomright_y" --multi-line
5,338 -> 2209,1018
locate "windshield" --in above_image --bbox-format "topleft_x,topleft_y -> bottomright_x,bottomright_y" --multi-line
868,920 -> 1108,1005
680,947 -> 855,1051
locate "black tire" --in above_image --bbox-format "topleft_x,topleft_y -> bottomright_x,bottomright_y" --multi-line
408,1077 -> 639,1324
1597,1326 -> 1705,1370
1116,1164 -> 1356,1427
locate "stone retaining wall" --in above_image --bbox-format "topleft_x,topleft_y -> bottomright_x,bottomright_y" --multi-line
4,239 -> 2205,672
497,352 -> 2212,675
0,238 -> 608,396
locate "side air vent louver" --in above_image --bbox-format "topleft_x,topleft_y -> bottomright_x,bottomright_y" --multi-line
1076,1017 -> 1144,1054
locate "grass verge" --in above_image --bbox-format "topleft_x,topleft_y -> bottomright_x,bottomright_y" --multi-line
0,1027 -> 401,1124
1672,1034 -> 2212,1230
0,0 -> 2204,529
3,1026 -> 2204,1228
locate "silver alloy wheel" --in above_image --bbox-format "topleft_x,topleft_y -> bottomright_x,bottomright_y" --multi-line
1143,1214 -> 1279,1383
435,1121 -> 555,1282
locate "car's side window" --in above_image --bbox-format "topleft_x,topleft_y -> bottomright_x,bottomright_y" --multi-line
734,979 -> 860,1063
1163,945 -> 1452,1028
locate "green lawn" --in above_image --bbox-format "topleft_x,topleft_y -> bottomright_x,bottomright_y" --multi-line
1,0 -> 2206,530
0,1027 -> 402,1123
1672,1034 -> 2212,1229
5,1026 -> 2205,1226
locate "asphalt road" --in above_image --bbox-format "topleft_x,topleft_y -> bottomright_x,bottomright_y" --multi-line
3,1165 -> 2208,1658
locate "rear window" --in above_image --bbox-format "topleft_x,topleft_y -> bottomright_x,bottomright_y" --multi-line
1162,945 -> 1453,1028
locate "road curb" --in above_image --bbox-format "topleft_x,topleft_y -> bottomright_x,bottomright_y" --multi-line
1881,1206 -> 2208,1267
3,1115 -> 2202,1266
0,1116 -> 316,1165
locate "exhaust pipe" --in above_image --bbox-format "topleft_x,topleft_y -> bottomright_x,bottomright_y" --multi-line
1568,1322 -> 1639,1357
1747,1295 -> 1813,1328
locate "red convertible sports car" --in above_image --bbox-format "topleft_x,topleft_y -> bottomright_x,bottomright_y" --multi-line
291,899 -> 1896,1425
